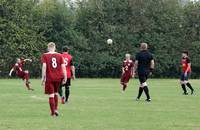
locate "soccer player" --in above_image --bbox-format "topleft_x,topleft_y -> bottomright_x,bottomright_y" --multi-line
9,57 -> 34,91
180,51 -> 194,95
41,42 -> 67,117
134,43 -> 154,102
59,46 -> 75,104
120,54 -> 134,92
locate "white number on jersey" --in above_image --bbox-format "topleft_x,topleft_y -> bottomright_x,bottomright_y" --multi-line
64,58 -> 69,66
52,57 -> 57,68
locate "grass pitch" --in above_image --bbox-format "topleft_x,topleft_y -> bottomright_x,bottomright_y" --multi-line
0,79 -> 199,130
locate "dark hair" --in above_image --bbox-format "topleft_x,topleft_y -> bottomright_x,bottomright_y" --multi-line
182,50 -> 189,56
20,57 -> 24,60
131,58 -> 135,62
62,46 -> 70,52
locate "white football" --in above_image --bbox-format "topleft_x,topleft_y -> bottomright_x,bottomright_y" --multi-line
107,39 -> 113,45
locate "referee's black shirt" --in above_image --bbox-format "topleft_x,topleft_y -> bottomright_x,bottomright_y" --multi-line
135,50 -> 154,75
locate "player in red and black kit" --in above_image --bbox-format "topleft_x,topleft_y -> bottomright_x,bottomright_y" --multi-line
59,46 -> 75,104
180,51 -> 194,95
41,42 -> 67,117
120,54 -> 135,92
9,57 -> 34,91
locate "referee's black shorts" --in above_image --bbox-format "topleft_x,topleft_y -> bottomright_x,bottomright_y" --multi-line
138,71 -> 150,84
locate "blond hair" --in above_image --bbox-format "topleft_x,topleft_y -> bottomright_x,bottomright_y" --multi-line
47,42 -> 56,51
140,43 -> 148,50
125,53 -> 131,58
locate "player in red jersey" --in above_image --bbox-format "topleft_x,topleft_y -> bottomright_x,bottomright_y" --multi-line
180,51 -> 194,95
9,57 -> 34,91
41,42 -> 67,117
59,46 -> 75,104
120,54 -> 135,92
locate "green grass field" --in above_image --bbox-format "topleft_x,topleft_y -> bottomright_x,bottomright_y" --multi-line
0,79 -> 199,130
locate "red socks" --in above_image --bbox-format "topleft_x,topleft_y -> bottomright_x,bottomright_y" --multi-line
49,97 -> 55,116
54,95 -> 58,110
49,94 -> 59,116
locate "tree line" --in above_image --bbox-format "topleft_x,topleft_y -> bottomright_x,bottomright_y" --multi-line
0,0 -> 199,78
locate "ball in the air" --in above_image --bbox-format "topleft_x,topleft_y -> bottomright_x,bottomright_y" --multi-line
107,39 -> 113,45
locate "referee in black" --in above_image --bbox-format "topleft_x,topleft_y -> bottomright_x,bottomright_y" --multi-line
134,43 -> 155,102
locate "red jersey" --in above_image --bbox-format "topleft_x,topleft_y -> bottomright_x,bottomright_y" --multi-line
62,53 -> 73,78
41,52 -> 64,82
13,61 -> 25,77
122,60 -> 134,75
181,57 -> 191,73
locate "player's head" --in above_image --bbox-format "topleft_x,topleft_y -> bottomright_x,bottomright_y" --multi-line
47,42 -> 56,52
62,46 -> 71,53
125,53 -> 131,60
182,50 -> 189,58
140,43 -> 148,50
16,58 -> 21,63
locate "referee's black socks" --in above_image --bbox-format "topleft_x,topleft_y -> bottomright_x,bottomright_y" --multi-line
137,87 -> 143,99
143,86 -> 150,99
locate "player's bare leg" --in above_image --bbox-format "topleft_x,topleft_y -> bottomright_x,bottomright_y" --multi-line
24,70 -> 34,91
58,84 -> 65,104
180,81 -> 188,95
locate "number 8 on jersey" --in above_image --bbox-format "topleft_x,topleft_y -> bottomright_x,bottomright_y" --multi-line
52,57 -> 57,68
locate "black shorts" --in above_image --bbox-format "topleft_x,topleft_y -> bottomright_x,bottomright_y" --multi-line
180,72 -> 191,81
61,78 -> 71,87
138,73 -> 149,84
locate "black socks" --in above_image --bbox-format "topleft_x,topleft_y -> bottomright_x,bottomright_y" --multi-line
181,84 -> 187,94
65,86 -> 70,102
182,83 -> 194,95
137,86 -> 151,100
143,86 -> 151,99
123,84 -> 127,91
186,83 -> 194,91
137,87 -> 143,99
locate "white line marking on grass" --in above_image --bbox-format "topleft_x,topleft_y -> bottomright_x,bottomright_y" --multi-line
31,95 -> 46,101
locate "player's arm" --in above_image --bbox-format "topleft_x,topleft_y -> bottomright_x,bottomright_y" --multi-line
134,53 -> 139,74
134,60 -> 138,74
131,66 -> 135,78
9,63 -> 18,76
122,67 -> 125,74
122,61 -> 125,74
71,66 -> 76,80
24,58 -> 32,62
185,59 -> 191,75
41,63 -> 46,86
62,63 -> 67,84
70,59 -> 76,80
149,53 -> 155,74
185,63 -> 191,73
150,59 -> 155,75
9,68 -> 14,77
